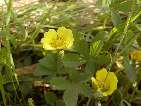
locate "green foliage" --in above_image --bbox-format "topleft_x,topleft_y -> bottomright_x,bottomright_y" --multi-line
110,0 -> 133,13
45,92 -> 58,106
112,90 -> 123,106
63,53 -> 83,69
73,39 -> 89,58
50,77 -> 71,90
63,84 -> 79,106
123,56 -> 137,83
0,0 -> 141,106
90,40 -> 104,57
34,53 -> 57,76
111,10 -> 122,26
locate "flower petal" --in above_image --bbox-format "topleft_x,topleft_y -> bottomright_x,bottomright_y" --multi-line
91,68 -> 118,97
91,77 -> 98,87
44,29 -> 57,41
103,72 -> 118,96
57,27 -> 74,48
96,68 -> 108,82
105,72 -> 118,85
130,51 -> 141,61
41,29 -> 57,50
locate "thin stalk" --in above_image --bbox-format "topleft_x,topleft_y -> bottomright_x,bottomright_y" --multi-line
86,97 -> 91,106
106,0 -> 137,71
0,65 -> 7,106
2,0 -> 25,104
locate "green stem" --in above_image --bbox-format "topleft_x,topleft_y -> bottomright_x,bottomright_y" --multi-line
0,65 -> 7,106
86,97 -> 91,106
106,0 -> 136,71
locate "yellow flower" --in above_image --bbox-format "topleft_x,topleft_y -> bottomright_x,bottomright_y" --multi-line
91,68 -> 118,96
130,51 -> 141,61
41,27 -> 74,50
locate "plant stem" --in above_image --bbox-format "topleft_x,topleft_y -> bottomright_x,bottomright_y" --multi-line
86,97 -> 91,106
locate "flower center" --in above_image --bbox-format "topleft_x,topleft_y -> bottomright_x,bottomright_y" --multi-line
97,80 -> 110,92
50,36 -> 66,49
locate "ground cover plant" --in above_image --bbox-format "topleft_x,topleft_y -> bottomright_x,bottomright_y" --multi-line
0,0 -> 141,106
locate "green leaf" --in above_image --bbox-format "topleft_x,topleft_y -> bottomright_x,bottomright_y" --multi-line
79,72 -> 92,82
45,92 -> 57,106
20,82 -> 33,96
96,53 -> 111,66
68,69 -> 92,83
121,30 -> 136,53
96,0 -> 110,9
79,83 -> 93,97
111,10 -> 122,26
50,77 -> 71,90
137,34 -> 141,47
85,58 -> 96,74
39,54 -> 57,70
123,56 -> 137,83
68,70 -> 80,82
112,90 -> 123,106
34,53 -> 57,76
63,53 -> 82,69
85,53 -> 110,75
93,31 -> 108,42
0,70 -> 6,106
110,0 -> 133,12
34,64 -> 55,76
56,100 -> 65,106
0,48 -> 6,64
63,84 -> 79,106
73,39 -> 89,58
118,73 -> 130,87
17,76 -> 34,96
0,48 -> 11,67
90,40 -> 104,57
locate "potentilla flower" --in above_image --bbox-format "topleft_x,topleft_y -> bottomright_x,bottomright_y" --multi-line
130,51 -> 141,61
91,68 -> 118,96
41,27 -> 74,50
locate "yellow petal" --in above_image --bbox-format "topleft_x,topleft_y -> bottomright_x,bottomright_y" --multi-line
57,27 -> 74,48
102,81 -> 117,96
41,29 -> 57,50
42,41 -> 56,50
105,72 -> 118,85
130,51 -> 141,61
44,29 -> 57,42
102,72 -> 117,96
41,27 -> 74,50
91,77 -> 98,87
96,68 -> 108,82
102,90 -> 113,96
91,68 -> 118,96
